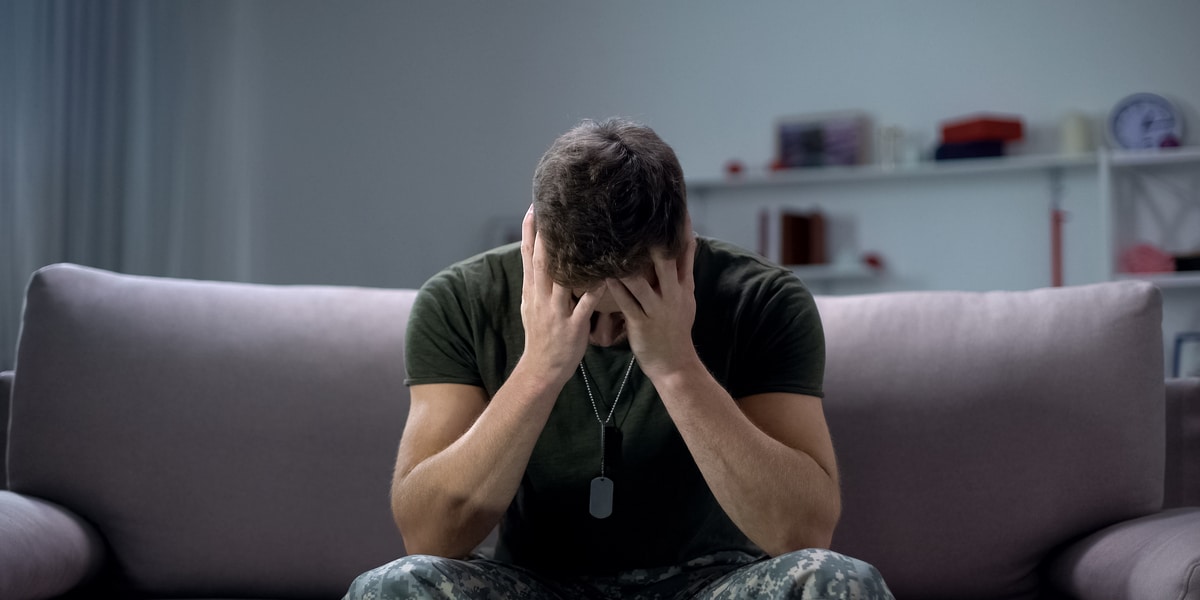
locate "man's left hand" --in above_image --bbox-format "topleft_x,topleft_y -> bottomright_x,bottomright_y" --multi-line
605,230 -> 700,380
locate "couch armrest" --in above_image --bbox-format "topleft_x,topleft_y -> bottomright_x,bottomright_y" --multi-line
1046,507 -> 1200,600
0,490 -> 104,600
1167,377 -> 1200,508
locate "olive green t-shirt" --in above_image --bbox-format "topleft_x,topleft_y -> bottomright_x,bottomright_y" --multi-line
404,236 -> 825,575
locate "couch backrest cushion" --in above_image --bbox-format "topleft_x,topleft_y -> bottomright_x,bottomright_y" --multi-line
816,282 -> 1164,600
9,264 -> 413,598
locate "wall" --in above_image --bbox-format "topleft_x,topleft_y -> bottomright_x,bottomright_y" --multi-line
226,0 -> 1200,294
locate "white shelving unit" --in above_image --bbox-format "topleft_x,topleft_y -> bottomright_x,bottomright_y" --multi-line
691,153 -> 1098,190
1099,146 -> 1200,287
789,263 -> 879,281
691,148 -> 1200,377
689,152 -> 1100,289
690,147 -> 1200,289
1116,272 -> 1200,288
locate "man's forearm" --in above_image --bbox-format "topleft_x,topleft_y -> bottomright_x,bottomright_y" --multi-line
652,359 -> 841,555
391,362 -> 567,557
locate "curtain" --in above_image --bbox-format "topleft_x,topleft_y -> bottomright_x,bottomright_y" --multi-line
1,1 -> 235,370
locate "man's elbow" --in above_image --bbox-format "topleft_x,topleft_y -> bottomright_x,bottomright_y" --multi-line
767,529 -> 835,556
768,529 -> 835,556
391,488 -> 502,559
394,514 -> 475,560
767,502 -> 841,555
398,534 -> 470,560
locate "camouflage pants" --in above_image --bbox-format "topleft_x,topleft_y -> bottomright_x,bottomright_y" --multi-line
343,549 -> 894,600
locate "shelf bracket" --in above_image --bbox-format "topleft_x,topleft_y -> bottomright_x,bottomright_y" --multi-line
1050,167 -> 1066,287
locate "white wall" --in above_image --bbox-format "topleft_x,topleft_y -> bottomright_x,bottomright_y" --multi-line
217,0 -> 1200,292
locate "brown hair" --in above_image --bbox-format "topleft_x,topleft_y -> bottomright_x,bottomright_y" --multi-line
532,118 -> 688,289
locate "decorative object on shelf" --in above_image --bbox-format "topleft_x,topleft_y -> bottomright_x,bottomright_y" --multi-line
861,251 -> 885,271
756,207 -> 829,266
1176,252 -> 1200,272
876,126 -> 923,170
1059,111 -> 1093,155
935,139 -> 1006,161
877,125 -> 905,169
1107,93 -> 1185,150
941,114 -> 1025,144
1174,332 -> 1200,378
778,210 -> 827,266
935,113 -> 1024,161
776,111 -> 872,169
1118,243 -> 1176,274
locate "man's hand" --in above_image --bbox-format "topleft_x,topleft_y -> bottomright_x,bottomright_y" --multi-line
519,205 -> 605,383
394,206 -> 607,558
605,227 -> 700,380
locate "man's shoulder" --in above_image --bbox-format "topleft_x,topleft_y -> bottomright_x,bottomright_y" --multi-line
698,236 -> 772,266
412,243 -> 523,326
696,236 -> 804,293
421,242 -> 522,293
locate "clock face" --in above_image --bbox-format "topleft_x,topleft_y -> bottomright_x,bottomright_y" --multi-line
1110,93 -> 1184,149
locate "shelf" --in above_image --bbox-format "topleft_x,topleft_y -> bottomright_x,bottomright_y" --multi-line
1105,146 -> 1200,168
689,146 -> 1200,296
789,263 -> 879,282
689,153 -> 1099,192
1115,272 -> 1200,289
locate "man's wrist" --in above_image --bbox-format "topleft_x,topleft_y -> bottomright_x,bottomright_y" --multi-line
510,354 -> 575,400
641,351 -> 709,395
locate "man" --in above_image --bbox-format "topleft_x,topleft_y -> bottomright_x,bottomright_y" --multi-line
346,118 -> 892,599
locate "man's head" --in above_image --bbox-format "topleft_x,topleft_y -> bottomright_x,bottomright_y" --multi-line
532,118 -> 688,290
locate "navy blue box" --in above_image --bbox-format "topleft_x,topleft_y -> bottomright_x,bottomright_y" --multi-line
934,139 -> 1005,161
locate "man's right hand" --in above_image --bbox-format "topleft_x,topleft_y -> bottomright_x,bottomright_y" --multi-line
519,204 -> 604,384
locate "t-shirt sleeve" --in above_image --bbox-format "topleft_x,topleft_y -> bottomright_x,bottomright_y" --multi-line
404,269 -> 485,388
728,272 -> 825,399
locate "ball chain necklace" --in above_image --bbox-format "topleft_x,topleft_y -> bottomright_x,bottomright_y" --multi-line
578,354 -> 636,519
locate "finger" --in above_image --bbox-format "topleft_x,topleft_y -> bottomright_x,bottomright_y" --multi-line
650,247 -> 676,295
618,276 -> 657,315
621,274 -> 656,299
550,281 -> 575,315
521,205 -> 536,293
679,232 -> 697,291
531,222 -> 553,296
572,285 -> 606,320
606,278 -> 645,318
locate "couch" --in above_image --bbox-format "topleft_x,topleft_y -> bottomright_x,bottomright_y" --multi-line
2,263 -> 1198,600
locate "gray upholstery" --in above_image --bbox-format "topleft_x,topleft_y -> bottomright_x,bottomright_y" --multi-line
0,491 -> 103,600
7,264 -> 413,598
2,264 -> 1197,600
1166,377 -> 1200,509
1047,507 -> 1200,600
1,370 -> 11,489
815,283 -> 1167,599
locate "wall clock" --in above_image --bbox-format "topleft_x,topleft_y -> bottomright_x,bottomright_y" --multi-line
1108,93 -> 1185,149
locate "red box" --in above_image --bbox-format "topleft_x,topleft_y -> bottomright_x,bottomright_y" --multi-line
941,115 -> 1024,144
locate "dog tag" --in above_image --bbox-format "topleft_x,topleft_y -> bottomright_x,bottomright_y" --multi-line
589,476 -> 614,519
